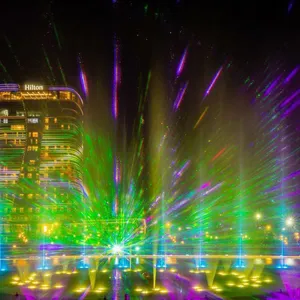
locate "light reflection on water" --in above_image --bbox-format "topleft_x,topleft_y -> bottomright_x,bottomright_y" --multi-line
0,257 -> 299,299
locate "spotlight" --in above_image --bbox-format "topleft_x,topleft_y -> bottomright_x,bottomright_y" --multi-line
112,245 -> 123,254
255,213 -> 262,220
156,258 -> 166,268
77,258 -> 89,269
234,260 -> 246,269
286,217 -> 294,227
276,264 -> 288,269
117,257 -> 130,269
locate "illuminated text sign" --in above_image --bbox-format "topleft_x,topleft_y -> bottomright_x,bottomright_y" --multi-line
24,84 -> 44,91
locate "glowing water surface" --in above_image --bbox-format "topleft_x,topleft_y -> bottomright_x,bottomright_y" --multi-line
0,256 -> 299,299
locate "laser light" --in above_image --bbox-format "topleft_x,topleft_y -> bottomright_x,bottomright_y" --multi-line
286,217 -> 294,227
112,245 -> 123,254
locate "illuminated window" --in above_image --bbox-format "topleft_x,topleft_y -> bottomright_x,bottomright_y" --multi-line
28,194 -> 33,199
32,132 -> 38,137
54,118 -> 57,123
20,208 -> 24,213
12,208 -> 16,213
16,111 -> 25,116
0,109 -> 9,116
28,208 -> 33,213
28,118 -> 38,123
45,118 -> 49,123
28,111 -> 41,117
0,118 -> 8,124
61,124 -> 64,129
11,125 -> 25,130
45,125 -> 49,130
27,173 -> 32,178
28,146 -> 38,151
29,160 -> 35,165
59,91 -> 71,100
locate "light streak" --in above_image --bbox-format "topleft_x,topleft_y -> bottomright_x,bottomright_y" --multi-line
203,66 -> 223,99
280,89 -> 300,108
176,46 -> 188,78
211,147 -> 226,162
80,68 -> 89,97
113,36 -> 120,119
285,66 -> 299,83
173,82 -> 188,111
194,106 -> 209,129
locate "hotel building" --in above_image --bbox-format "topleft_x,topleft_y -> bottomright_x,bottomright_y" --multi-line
0,83 -> 83,238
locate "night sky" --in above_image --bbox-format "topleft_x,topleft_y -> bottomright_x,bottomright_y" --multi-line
1,0 -> 300,129
1,1 -> 300,80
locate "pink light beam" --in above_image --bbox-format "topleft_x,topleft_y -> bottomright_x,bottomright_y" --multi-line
176,46 -> 188,78
113,36 -> 120,119
203,66 -> 223,99
173,81 -> 188,111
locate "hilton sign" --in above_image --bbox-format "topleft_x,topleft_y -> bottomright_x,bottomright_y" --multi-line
24,84 -> 44,91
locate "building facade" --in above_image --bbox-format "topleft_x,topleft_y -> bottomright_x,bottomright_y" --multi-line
0,83 -> 83,239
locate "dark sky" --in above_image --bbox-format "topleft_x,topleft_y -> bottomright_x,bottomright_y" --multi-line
1,0 -> 299,76
1,0 -> 299,126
